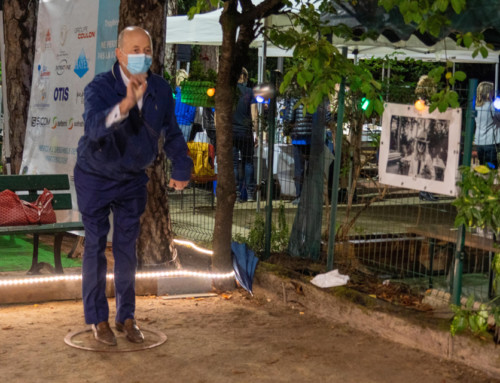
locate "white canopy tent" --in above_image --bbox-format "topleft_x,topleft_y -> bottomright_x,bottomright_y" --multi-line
166,8 -> 500,87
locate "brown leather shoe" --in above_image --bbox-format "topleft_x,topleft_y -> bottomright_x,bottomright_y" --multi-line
115,319 -> 144,343
92,321 -> 117,346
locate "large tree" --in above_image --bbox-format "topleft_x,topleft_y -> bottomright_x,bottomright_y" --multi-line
118,0 -> 180,269
2,0 -> 38,174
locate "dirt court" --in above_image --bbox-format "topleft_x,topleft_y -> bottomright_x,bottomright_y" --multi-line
1,276 -> 499,383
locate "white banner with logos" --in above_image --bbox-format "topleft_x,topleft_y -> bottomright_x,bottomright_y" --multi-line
20,0 -> 119,176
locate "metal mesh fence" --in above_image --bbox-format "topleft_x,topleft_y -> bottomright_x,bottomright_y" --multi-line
169,82 -> 498,303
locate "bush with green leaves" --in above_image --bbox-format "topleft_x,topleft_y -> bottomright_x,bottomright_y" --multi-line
233,203 -> 289,255
451,164 -> 500,342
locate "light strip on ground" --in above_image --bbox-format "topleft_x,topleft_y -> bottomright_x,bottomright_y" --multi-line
173,239 -> 214,255
0,240 -> 233,287
0,270 -> 235,287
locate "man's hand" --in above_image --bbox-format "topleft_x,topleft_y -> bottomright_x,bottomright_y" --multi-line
119,74 -> 148,116
169,178 -> 189,191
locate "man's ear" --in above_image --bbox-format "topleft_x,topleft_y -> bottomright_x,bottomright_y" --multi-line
115,48 -> 125,65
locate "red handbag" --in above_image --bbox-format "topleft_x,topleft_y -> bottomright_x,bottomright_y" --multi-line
0,188 -> 57,226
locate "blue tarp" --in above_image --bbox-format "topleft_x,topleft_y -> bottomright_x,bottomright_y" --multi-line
231,241 -> 259,295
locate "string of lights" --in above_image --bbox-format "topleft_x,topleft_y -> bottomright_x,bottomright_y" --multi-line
0,239 -> 234,287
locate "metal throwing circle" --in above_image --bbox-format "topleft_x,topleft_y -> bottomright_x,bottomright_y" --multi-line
64,327 -> 167,352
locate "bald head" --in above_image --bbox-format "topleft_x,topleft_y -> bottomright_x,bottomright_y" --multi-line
117,26 -> 152,51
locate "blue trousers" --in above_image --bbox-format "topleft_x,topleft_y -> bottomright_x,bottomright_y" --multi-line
293,143 -> 310,198
233,132 -> 255,199
74,166 -> 148,325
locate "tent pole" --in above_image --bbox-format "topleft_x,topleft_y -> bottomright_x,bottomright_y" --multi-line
495,61 -> 499,96
452,78 -> 477,306
256,31 -> 268,211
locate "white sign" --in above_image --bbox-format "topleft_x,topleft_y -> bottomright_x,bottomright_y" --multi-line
20,0 -> 119,176
378,103 -> 462,196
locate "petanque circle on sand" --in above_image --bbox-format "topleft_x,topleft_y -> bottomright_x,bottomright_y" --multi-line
64,326 -> 168,352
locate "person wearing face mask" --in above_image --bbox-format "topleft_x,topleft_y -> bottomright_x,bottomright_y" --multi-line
74,26 -> 192,346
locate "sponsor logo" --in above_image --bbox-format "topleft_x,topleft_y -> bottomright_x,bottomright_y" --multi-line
74,49 -> 89,78
74,26 -> 95,40
60,25 -> 68,47
105,19 -> 119,28
73,120 -> 84,128
45,29 -> 52,49
51,117 -> 69,130
68,117 -> 74,130
57,50 -> 69,59
55,59 -> 71,75
38,64 -> 50,79
53,87 -> 69,101
31,116 -> 51,127
78,31 -> 95,39
76,90 -> 84,104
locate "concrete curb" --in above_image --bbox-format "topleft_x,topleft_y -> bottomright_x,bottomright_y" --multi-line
254,271 -> 500,379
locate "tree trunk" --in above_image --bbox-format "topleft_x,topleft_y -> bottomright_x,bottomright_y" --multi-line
164,0 -> 177,80
3,0 -> 38,174
212,3 -> 239,291
200,45 -> 218,72
119,0 -> 179,268
212,0 -> 260,290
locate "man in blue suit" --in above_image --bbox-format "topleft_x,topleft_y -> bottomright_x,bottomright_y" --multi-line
74,26 -> 192,346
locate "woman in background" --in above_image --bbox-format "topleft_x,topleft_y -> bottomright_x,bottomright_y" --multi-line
174,69 -> 197,142
474,81 -> 500,168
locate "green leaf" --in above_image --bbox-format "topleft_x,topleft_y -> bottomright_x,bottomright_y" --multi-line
450,315 -> 467,336
451,0 -> 466,13
454,71 -> 466,81
463,33 -> 473,48
480,46 -> 489,59
297,71 -> 306,87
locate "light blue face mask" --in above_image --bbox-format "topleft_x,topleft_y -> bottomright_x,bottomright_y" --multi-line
126,53 -> 152,74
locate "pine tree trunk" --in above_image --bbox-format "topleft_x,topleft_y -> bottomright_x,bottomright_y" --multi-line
164,0 -> 177,80
118,0 -> 179,268
3,0 -> 38,174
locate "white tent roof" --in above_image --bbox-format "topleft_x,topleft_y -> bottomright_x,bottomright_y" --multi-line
166,9 -> 499,63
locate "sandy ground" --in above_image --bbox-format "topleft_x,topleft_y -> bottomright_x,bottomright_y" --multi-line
1,281 -> 499,383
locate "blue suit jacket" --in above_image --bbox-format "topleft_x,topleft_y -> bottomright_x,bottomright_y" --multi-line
76,61 -> 192,181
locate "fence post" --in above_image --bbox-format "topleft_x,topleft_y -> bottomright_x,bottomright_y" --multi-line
327,47 -> 348,271
263,71 -> 278,260
452,78 -> 477,306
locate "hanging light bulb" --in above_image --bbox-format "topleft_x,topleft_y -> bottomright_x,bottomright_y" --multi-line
207,88 -> 215,97
414,99 -> 426,112
493,96 -> 500,111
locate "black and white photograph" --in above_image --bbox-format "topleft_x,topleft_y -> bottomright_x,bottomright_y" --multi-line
378,103 -> 462,196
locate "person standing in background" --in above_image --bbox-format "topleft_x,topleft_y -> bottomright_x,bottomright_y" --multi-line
283,97 -> 313,205
474,81 -> 500,168
232,67 -> 258,202
175,69 -> 197,142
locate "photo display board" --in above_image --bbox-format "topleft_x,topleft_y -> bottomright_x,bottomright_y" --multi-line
378,103 -> 462,196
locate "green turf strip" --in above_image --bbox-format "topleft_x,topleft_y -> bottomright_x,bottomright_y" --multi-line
0,235 -> 82,272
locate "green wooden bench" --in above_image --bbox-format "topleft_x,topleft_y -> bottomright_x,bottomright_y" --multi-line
0,174 -> 84,274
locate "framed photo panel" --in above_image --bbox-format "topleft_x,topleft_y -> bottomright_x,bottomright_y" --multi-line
378,103 -> 462,196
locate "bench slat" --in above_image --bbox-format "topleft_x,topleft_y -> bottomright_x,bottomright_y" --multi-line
0,174 -> 70,191
0,222 -> 85,235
